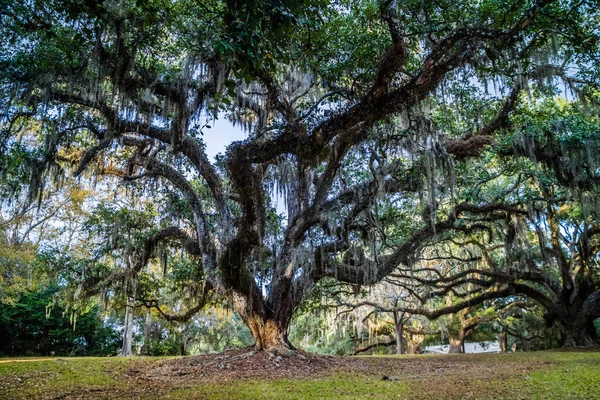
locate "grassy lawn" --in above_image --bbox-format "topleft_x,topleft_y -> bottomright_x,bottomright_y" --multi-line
0,351 -> 598,399
0,357 -> 146,399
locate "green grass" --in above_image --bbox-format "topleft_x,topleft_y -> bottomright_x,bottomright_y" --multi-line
1,351 -> 599,399
168,374 -> 408,400
497,352 -> 600,399
411,351 -> 600,400
0,357 -> 142,399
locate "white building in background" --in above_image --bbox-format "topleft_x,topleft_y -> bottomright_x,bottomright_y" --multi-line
424,341 -> 500,354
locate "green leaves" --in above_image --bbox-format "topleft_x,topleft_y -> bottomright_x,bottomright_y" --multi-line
0,286 -> 121,356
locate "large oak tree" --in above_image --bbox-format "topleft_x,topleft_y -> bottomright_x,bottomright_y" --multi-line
2,0 -> 599,351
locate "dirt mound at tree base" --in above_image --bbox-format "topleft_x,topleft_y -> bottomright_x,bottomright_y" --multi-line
135,347 -> 367,383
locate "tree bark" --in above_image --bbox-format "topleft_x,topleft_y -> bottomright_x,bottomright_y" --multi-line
180,336 -> 187,356
121,297 -> 134,356
406,332 -> 424,354
393,311 -> 405,354
448,331 -> 465,353
562,316 -> 600,348
142,308 -> 152,355
231,289 -> 296,352
499,325 -> 509,353
244,313 -> 294,352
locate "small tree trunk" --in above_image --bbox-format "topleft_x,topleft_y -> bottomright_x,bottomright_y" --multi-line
180,326 -> 190,356
448,331 -> 465,354
121,297 -> 134,356
406,333 -> 424,354
142,308 -> 152,355
499,325 -> 508,353
393,311 -> 405,355
180,336 -> 187,356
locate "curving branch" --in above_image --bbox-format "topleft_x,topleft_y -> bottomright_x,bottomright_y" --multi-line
446,84 -> 522,159
135,283 -> 214,323
320,202 -> 527,285
78,226 -> 200,298
338,285 -> 516,320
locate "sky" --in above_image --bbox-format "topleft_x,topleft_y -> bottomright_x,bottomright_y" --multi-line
202,117 -> 287,216
202,116 -> 248,161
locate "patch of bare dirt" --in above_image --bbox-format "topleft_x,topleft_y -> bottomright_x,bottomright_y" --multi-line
135,347 -> 364,384
132,349 -> 557,388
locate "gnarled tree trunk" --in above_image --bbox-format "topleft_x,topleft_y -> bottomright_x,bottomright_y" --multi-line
555,291 -> 600,348
562,316 -> 600,348
231,288 -> 297,352
245,315 -> 294,351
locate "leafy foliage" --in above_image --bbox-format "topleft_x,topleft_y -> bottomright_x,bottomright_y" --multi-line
0,285 -> 120,357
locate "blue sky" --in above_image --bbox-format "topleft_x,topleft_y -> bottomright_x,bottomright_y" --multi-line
202,117 -> 247,161
202,118 -> 287,216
